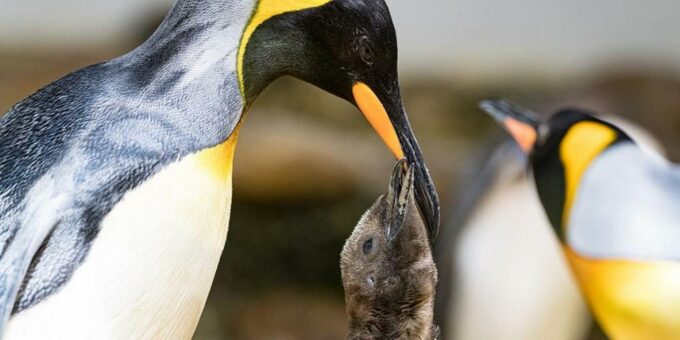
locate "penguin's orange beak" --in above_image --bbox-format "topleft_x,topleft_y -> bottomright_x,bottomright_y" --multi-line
352,83 -> 404,159
480,99 -> 543,154
351,81 -> 439,242
504,117 -> 537,153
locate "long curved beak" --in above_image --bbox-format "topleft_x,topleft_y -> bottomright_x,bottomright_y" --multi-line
480,99 -> 543,154
353,82 -> 440,241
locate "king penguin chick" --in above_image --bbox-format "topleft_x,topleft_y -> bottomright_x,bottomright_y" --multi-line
480,99 -> 680,340
0,0 -> 440,339
341,160 -> 439,340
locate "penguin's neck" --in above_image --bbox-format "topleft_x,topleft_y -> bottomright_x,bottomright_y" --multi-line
109,0 -> 255,148
141,0 -> 253,51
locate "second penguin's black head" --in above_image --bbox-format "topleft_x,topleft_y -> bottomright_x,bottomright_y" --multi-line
480,100 -> 632,239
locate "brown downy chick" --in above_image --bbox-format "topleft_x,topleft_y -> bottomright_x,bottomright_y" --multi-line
341,160 -> 439,340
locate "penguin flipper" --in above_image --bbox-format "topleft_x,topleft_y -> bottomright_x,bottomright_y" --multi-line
0,197 -> 64,337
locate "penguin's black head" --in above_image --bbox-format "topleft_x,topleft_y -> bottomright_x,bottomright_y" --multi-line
241,0 -> 439,241
479,100 -> 631,239
241,0 -> 397,103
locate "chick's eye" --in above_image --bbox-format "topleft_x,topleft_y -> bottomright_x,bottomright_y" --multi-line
357,36 -> 374,65
362,238 -> 374,255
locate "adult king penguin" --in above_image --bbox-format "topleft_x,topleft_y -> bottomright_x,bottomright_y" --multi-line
481,100 -> 680,340
0,0 -> 440,338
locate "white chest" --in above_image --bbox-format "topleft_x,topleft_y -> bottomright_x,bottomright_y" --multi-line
5,141 -> 237,340
568,145 -> 680,261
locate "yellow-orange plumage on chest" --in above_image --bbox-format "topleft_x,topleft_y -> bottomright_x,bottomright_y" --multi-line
565,248 -> 680,340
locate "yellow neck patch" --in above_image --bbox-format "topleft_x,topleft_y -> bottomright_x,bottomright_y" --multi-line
197,126 -> 241,180
559,121 -> 616,227
237,0 -> 332,95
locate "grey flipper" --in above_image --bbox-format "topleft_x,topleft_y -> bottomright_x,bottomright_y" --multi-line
434,140 -> 526,334
438,140 -> 593,340
568,143 -> 680,262
0,0 -> 253,333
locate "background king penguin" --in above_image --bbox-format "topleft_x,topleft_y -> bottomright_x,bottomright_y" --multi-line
481,100 -> 680,340
0,0 -> 440,338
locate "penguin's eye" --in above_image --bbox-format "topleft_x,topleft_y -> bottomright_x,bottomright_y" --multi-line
362,238 -> 374,255
357,36 -> 375,66
367,276 -> 375,287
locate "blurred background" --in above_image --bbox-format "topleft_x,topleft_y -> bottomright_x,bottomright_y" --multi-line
2,0 -> 679,339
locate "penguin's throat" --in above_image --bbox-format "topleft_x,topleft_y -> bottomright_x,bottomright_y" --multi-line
197,127 -> 241,180
559,122 -> 616,227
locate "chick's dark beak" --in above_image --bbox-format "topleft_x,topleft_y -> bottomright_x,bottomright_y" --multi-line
353,82 -> 440,241
384,159 -> 414,242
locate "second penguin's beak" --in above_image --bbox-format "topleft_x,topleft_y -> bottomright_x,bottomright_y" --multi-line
352,82 -> 440,241
480,99 -> 543,154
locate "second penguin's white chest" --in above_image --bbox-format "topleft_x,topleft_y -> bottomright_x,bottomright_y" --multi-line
6,139 -> 239,340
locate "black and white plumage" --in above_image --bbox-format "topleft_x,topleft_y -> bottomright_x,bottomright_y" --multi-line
481,99 -> 680,340
567,143 -> 680,261
437,142 -> 590,340
0,1 -> 250,337
438,115 -> 665,340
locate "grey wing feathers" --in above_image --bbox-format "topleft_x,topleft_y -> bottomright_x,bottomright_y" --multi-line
0,58 -> 242,335
0,185 -> 67,335
433,139 -> 526,332
0,64 -> 110,335
436,140 -> 526,251
0,6 -> 247,330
